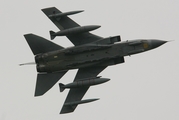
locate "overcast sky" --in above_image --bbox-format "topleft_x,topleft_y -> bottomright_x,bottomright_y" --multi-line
0,0 -> 179,120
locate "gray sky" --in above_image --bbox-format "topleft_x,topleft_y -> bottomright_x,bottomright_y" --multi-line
0,0 -> 179,120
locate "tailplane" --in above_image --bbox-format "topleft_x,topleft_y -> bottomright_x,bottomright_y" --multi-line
24,34 -> 64,55
35,71 -> 67,96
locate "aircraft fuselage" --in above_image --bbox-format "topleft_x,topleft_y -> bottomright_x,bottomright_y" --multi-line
36,39 -> 166,73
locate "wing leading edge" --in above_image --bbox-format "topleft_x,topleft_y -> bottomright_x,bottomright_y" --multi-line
60,66 -> 107,114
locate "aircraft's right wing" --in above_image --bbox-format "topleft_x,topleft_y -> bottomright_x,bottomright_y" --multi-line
42,7 -> 103,46
60,66 -> 106,114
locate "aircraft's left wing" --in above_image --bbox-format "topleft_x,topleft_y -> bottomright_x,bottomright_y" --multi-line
60,66 -> 106,114
42,7 -> 103,46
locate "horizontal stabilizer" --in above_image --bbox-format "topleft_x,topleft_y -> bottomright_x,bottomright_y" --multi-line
24,34 -> 64,55
35,71 -> 67,96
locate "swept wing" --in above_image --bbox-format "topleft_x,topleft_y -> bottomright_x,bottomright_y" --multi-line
60,66 -> 106,114
42,7 -> 103,46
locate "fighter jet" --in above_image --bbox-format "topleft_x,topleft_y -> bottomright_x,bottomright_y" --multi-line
22,7 -> 167,114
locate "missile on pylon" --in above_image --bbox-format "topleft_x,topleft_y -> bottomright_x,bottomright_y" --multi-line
59,77 -> 110,92
50,25 -> 101,40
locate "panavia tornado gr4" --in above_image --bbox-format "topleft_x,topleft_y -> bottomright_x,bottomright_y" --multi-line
22,7 -> 167,114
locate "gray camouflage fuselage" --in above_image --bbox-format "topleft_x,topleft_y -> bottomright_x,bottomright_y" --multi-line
36,39 -> 166,73
23,7 -> 168,114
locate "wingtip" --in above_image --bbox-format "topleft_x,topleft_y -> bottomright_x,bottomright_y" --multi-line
24,33 -> 34,37
41,7 -> 56,11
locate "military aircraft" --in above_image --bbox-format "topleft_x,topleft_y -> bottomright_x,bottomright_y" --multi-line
22,7 -> 167,114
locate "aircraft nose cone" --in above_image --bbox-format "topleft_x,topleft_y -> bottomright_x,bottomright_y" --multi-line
150,40 -> 167,49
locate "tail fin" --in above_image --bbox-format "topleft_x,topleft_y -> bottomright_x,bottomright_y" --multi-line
35,71 -> 67,96
59,83 -> 65,92
50,31 -> 56,40
24,34 -> 64,55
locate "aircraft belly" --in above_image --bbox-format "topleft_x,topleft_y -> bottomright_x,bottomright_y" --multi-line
37,44 -> 124,73
64,47 -> 122,68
